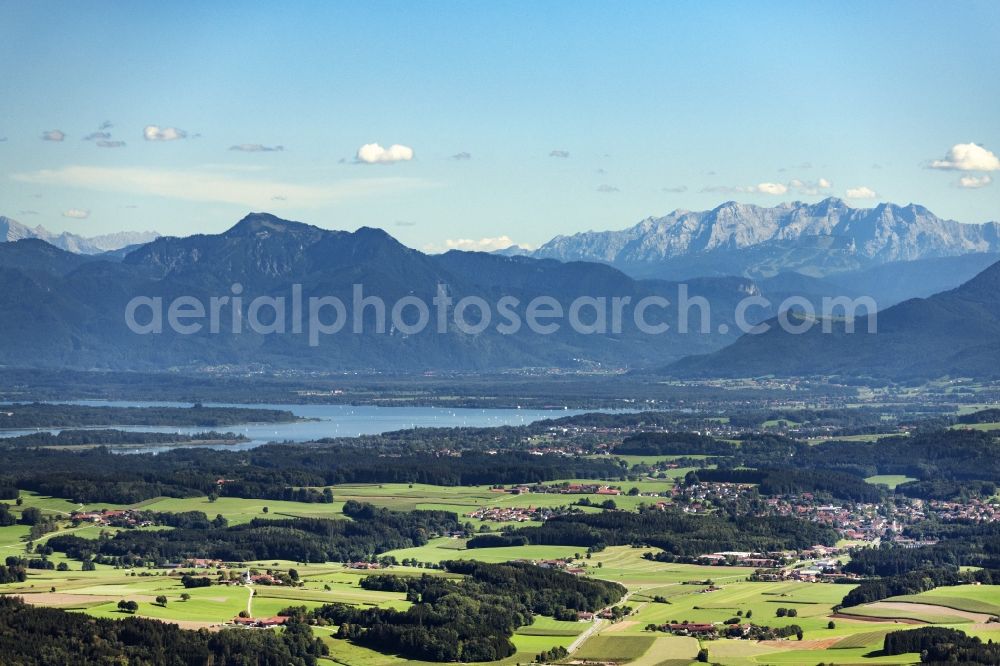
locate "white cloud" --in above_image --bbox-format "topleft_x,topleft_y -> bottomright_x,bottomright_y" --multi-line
143,125 -> 187,141
549,149 -> 570,158
42,129 -> 65,142
701,181 -> 798,196
424,236 -> 525,253
230,143 -> 284,152
755,182 -> 788,195
356,142 -> 414,164
62,208 -> 90,219
930,143 -> 1000,171
845,186 -> 878,199
13,165 -> 432,209
788,177 -> 833,195
958,174 -> 992,189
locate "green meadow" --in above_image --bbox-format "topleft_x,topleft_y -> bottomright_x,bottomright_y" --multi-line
863,475 -> 918,489
2,486 -> 999,666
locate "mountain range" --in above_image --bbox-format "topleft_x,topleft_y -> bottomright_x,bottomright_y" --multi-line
0,214 -> 776,372
0,216 -> 160,254
2,205 -> 999,379
517,198 -> 1000,281
668,257 -> 1000,381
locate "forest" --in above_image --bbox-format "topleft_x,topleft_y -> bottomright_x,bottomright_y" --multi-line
0,402 -> 297,428
724,429 -> 1000,500
883,627 -> 1000,664
468,507 -> 838,555
0,444 -> 625,504
844,524 -> 1000,577
311,560 -> 625,662
5,429 -> 246,447
692,467 -> 883,502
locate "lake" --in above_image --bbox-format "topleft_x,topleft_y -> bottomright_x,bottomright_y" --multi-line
0,400 -> 600,452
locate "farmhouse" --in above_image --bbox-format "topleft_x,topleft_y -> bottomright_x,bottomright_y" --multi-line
348,561 -> 382,570
664,622 -> 717,636
232,616 -> 288,628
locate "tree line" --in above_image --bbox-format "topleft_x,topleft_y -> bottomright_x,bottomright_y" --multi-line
0,403 -> 297,428
0,595 -> 327,665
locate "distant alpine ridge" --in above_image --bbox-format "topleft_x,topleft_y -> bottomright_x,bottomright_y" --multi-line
0,216 -> 160,254
1,209 -> 999,378
521,198 -> 1000,280
668,256 -> 1000,381
0,213 -> 764,372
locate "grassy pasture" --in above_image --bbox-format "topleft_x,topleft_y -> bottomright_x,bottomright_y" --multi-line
888,586 -> 1000,615
740,647 -> 921,664
3,487 -> 1000,666
832,629 -> 894,648
863,475 -> 917,489
574,635 -> 656,661
838,604 -> 966,624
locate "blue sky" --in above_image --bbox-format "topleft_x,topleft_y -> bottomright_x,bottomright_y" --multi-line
2,0 -> 998,250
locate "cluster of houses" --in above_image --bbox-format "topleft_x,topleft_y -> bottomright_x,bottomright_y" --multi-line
513,558 -> 586,576
467,506 -> 548,522
70,509 -> 151,527
242,571 -> 283,585
183,558 -> 225,569
926,497 -> 999,522
230,615 -> 288,628
346,561 -> 385,570
660,622 -> 719,636
575,608 -> 632,621
695,551 -> 783,568
485,482 -> 625,498
688,543 -> 867,584
536,483 -> 622,496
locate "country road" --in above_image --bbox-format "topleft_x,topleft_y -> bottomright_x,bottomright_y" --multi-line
567,590 -> 633,654
567,617 -> 604,653
245,585 -> 254,618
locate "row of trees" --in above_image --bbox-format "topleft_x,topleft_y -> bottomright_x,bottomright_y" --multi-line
6,429 -> 245,448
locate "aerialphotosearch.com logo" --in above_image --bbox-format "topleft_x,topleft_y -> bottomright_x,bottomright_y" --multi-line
124,283 -> 878,346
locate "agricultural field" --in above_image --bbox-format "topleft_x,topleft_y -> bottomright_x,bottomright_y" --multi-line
3,486 -> 1000,666
888,585 -> 1000,616
950,422 -> 1000,431
863,475 -> 917,489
